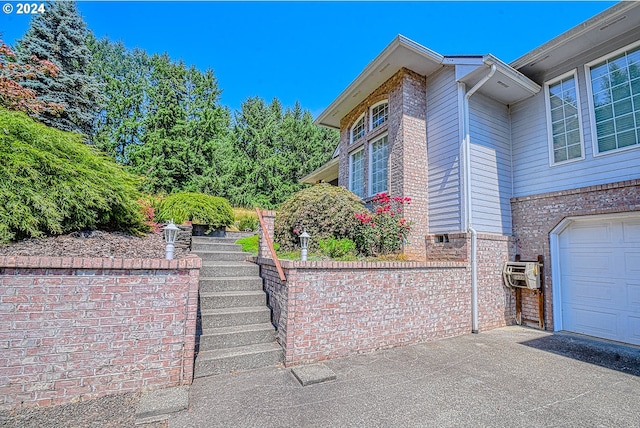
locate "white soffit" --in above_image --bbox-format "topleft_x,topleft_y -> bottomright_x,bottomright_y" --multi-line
458,55 -> 541,105
511,2 -> 640,79
315,35 -> 444,129
299,157 -> 339,184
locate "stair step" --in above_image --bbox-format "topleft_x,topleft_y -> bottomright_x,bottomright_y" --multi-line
199,323 -> 276,349
192,236 -> 240,245
200,306 -> 272,329
199,276 -> 263,293
191,242 -> 242,252
193,251 -> 251,262
200,261 -> 259,277
194,342 -> 283,378
199,291 -> 266,309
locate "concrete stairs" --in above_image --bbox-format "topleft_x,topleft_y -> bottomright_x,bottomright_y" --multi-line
191,236 -> 283,378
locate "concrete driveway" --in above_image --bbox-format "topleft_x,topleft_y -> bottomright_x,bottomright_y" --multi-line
169,326 -> 640,427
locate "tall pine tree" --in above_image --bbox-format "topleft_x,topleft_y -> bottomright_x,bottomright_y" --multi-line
17,0 -> 103,136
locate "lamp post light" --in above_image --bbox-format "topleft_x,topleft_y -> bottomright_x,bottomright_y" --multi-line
299,230 -> 310,261
163,220 -> 180,260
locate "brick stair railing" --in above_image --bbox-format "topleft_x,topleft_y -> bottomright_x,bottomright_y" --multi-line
191,236 -> 283,378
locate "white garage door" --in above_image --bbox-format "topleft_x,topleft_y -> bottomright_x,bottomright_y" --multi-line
559,215 -> 640,345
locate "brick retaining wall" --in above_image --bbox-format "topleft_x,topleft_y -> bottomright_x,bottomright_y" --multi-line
0,255 -> 200,410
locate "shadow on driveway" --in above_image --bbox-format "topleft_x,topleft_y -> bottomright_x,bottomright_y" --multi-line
519,331 -> 640,377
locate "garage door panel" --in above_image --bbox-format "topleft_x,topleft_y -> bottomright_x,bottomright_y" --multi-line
628,282 -> 640,310
622,220 -> 640,242
559,214 -> 639,346
628,316 -> 640,343
565,223 -> 612,245
562,276 -> 615,304
624,252 -> 640,275
563,251 -> 613,275
566,307 -> 618,338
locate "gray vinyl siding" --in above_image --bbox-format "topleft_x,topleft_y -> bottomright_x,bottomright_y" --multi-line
469,93 -> 513,235
512,31 -> 640,198
427,67 -> 462,233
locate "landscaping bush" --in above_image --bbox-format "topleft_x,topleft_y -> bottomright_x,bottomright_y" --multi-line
156,192 -> 233,229
0,108 -> 147,244
232,208 -> 259,232
274,183 -> 367,251
318,238 -> 356,259
354,192 -> 412,256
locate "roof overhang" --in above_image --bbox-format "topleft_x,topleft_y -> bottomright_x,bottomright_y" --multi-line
511,2 -> 640,80
456,55 -> 541,105
315,35 -> 444,129
299,157 -> 339,185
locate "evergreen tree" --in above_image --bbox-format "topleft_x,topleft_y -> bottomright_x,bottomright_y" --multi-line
16,0 -> 103,136
88,36 -> 150,162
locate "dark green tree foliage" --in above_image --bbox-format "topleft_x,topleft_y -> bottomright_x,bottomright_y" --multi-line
0,108 -> 146,243
88,36 -> 150,162
16,1 -> 103,136
230,98 -> 338,208
125,54 -> 233,195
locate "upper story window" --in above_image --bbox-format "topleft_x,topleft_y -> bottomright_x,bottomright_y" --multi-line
350,114 -> 365,144
586,41 -> 640,154
369,134 -> 389,195
349,148 -> 365,198
370,101 -> 389,130
544,70 -> 584,164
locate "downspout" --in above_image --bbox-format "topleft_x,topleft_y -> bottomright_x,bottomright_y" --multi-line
461,64 -> 496,334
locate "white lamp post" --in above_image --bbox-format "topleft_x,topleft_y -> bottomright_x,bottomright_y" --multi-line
163,220 -> 180,260
299,230 -> 310,261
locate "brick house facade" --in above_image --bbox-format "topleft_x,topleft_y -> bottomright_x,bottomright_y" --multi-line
305,3 -> 640,345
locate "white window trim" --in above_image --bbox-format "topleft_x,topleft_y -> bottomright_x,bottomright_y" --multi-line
368,133 -> 389,196
369,100 -> 389,131
349,146 -> 365,198
584,39 -> 640,158
544,69 -> 586,167
350,113 -> 365,144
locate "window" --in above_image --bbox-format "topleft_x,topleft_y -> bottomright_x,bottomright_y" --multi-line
369,134 -> 389,195
586,42 -> 640,154
349,148 -> 365,198
544,71 -> 584,164
370,101 -> 388,130
350,114 -> 365,144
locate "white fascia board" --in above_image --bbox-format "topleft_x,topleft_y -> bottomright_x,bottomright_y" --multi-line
511,2 -> 639,71
299,157 -> 339,184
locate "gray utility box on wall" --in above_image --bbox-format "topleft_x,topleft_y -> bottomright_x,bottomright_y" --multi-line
503,261 -> 541,290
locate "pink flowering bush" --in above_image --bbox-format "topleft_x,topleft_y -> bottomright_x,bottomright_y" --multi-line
354,192 -> 412,256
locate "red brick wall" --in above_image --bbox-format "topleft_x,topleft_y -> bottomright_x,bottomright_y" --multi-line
511,179 -> 640,330
0,255 -> 200,410
337,68 -> 429,259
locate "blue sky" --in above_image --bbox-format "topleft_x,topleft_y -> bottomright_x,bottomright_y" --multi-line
2,1 -> 617,116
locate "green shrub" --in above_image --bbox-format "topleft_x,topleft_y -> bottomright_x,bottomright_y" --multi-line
156,192 -> 234,228
0,108 -> 147,243
274,183 -> 367,251
318,238 -> 356,259
236,214 -> 259,232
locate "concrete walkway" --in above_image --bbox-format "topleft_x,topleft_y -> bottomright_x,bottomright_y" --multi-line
169,326 -> 640,427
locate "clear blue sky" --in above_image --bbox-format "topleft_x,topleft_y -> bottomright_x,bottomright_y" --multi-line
2,1 -> 617,117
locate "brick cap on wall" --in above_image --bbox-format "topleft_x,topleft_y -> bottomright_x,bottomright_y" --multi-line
511,179 -> 639,203
0,254 -> 202,270
252,257 -> 467,270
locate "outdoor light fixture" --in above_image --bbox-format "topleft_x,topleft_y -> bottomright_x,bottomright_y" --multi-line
299,230 -> 310,261
163,220 -> 180,260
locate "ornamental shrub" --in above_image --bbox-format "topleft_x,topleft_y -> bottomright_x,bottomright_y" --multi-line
156,192 -> 233,229
354,192 -> 412,256
275,183 -> 367,251
318,238 -> 357,259
0,108 -> 147,244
